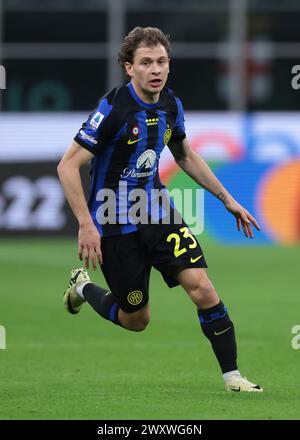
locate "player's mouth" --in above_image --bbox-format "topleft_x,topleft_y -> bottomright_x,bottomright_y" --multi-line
149,78 -> 162,88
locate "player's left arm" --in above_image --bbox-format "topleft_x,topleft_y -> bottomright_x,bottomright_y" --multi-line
168,137 -> 260,238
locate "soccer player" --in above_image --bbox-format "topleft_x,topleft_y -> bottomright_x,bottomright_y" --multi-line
57,27 -> 263,392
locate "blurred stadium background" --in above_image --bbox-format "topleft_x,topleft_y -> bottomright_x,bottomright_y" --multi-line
0,0 -> 299,420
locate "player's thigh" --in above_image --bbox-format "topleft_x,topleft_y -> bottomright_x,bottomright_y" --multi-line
100,233 -> 151,313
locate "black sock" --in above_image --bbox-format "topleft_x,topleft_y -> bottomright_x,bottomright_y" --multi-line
83,283 -> 121,326
197,301 -> 238,374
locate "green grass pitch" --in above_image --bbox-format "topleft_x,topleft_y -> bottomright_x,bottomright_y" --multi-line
0,239 -> 299,420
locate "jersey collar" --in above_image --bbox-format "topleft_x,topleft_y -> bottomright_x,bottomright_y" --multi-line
127,82 -> 160,109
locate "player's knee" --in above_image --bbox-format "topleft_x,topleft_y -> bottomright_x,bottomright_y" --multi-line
120,306 -> 150,332
132,318 -> 150,331
137,307 -> 150,331
127,314 -> 150,331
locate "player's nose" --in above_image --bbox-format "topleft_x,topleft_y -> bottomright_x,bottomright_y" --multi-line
151,62 -> 161,74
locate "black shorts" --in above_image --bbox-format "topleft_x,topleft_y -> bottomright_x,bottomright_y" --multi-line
100,222 -> 208,313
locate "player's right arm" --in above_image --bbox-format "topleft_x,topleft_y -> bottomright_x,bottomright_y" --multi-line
57,140 -> 102,269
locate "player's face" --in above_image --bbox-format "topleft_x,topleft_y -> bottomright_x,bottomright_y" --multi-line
125,44 -> 170,103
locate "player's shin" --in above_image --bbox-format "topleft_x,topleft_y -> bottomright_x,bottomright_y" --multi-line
81,284 -> 121,326
197,301 -> 238,374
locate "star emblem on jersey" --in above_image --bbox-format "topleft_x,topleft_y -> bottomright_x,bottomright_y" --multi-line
127,137 -> 143,145
146,118 -> 159,126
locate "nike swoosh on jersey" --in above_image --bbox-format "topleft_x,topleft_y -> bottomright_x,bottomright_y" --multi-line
127,138 -> 143,145
190,255 -> 203,263
214,327 -> 231,336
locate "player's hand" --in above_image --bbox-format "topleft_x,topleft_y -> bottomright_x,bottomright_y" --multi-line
224,197 -> 261,239
78,222 -> 102,269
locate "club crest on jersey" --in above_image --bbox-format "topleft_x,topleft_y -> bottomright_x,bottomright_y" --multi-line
90,111 -> 104,130
131,125 -> 139,136
164,128 -> 172,145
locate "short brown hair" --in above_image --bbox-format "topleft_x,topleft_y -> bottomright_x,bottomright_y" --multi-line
118,27 -> 171,70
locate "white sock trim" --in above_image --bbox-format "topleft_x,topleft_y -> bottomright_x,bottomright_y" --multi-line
76,281 -> 91,299
223,370 -> 241,381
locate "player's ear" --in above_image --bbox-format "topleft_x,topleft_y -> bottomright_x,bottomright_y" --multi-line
124,62 -> 133,78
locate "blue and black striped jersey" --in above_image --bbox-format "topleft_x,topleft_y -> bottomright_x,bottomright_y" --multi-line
74,82 -> 186,237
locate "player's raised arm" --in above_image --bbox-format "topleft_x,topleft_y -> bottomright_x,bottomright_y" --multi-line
57,140 -> 102,268
168,137 -> 260,238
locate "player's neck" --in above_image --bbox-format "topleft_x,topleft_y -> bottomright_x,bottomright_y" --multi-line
130,81 -> 160,104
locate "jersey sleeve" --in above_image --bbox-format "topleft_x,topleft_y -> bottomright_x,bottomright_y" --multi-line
74,97 -> 113,154
171,97 -> 186,142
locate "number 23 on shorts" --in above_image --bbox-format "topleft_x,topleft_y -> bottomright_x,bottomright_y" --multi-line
166,226 -> 197,257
